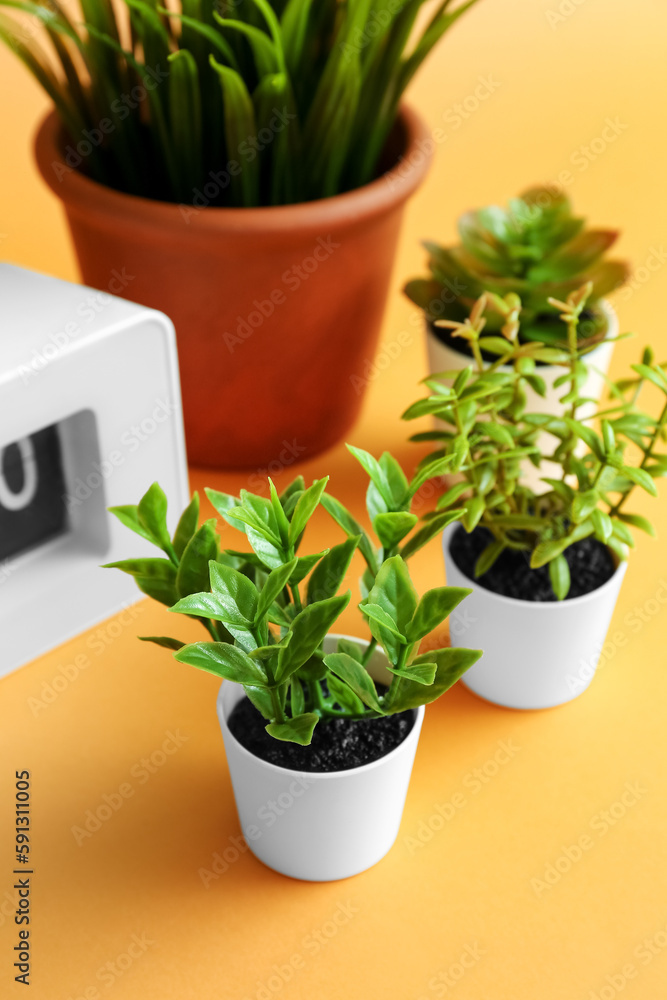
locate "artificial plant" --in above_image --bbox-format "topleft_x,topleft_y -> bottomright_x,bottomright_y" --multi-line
105,454 -> 481,745
404,187 -> 629,345
403,286 -> 667,598
0,0 -> 479,204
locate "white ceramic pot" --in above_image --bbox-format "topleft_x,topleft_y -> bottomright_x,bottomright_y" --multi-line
425,301 -> 618,491
442,524 -> 627,710
217,634 -> 424,881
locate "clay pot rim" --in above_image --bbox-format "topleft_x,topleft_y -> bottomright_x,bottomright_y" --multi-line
34,104 -> 432,238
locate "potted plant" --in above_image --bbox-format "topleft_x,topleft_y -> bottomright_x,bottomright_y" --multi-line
402,285 -> 666,710
104,452 -> 481,880
1,0 -> 481,468
404,187 -> 630,480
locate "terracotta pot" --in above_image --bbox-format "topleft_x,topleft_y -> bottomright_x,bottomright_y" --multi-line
35,107 -> 432,469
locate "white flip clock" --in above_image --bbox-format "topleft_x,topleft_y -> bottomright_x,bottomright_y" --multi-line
0,263 -> 189,676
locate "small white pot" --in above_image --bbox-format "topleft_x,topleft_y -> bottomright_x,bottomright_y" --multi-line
217,634 -> 424,881
442,524 -> 627,710
425,301 -> 618,491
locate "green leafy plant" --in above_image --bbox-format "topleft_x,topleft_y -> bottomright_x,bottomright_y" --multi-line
105,456 -> 481,745
1,0 -> 479,205
402,285 -> 667,599
404,187 -> 629,346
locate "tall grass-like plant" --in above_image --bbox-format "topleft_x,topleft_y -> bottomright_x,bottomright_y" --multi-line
1,0 -> 479,205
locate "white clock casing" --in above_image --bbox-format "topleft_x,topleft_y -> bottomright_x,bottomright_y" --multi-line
0,263 -> 189,677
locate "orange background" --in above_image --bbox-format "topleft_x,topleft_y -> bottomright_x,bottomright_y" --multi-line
2,1 -> 667,998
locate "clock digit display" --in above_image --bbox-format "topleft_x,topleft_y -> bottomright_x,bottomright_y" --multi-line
0,424 -> 69,561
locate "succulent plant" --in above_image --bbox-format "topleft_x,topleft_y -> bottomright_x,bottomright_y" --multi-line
0,0 -> 479,205
403,286 -> 667,599
404,187 -> 629,346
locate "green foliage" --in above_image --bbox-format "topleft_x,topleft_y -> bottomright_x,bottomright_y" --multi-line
2,0 -> 479,205
404,187 -> 629,345
403,287 -> 667,599
106,462 -> 480,745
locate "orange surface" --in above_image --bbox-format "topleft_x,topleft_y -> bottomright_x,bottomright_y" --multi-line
2,1 -> 667,998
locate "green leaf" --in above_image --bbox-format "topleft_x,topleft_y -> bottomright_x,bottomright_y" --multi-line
323,652 -> 383,712
276,593 -> 350,682
548,555 -> 571,600
400,510 -> 465,560
474,539 -> 505,577
326,673 -> 364,714
620,465 -> 658,496
530,538 -> 569,569
617,512 -> 656,537
137,482 -> 173,555
360,602 -> 407,641
268,479 -> 291,547
288,477 -> 328,544
174,642 -> 268,684
107,504 -> 154,545
373,511 -> 418,550
209,56 -> 259,205
138,635 -> 185,651
336,637 -> 364,662
388,662 -> 437,686
347,444 -> 394,507
289,550 -> 328,584
254,558 -> 298,624
172,493 -> 200,560
102,557 -> 176,581
631,363 -> 667,395
266,713 -> 319,745
436,482 -> 471,510
611,519 -> 635,547
563,418 -> 606,462
306,536 -> 360,604
388,647 -> 482,712
406,587 -> 471,642
591,508 -> 613,543
572,489 -> 599,523
462,496 -> 485,532
209,560 -> 260,621
176,520 -> 219,598
484,423 -> 514,447
320,494 -> 378,573
169,590 -> 250,630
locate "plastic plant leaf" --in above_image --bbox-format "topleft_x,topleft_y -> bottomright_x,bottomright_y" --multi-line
172,492 -> 200,560
175,520 -> 219,598
306,536 -> 360,604
323,652 -> 383,713
388,661 -> 437,686
406,586 -> 471,642
275,593 -> 351,682
373,511 -> 418,550
387,647 -> 482,712
288,477 -> 328,545
254,558 -> 298,624
548,554 -> 571,600
266,713 -> 319,745
138,635 -> 185,651
174,642 -> 268,685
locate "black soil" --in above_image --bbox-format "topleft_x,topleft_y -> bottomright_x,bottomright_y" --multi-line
450,525 -> 615,601
228,697 -> 414,773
